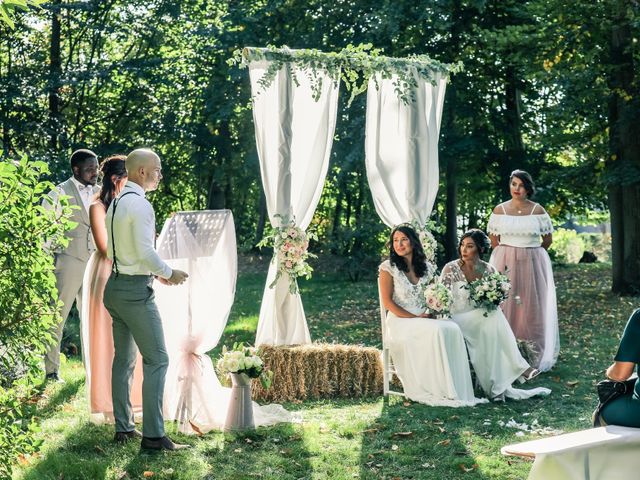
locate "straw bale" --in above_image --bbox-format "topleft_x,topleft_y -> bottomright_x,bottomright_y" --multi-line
252,343 -> 384,403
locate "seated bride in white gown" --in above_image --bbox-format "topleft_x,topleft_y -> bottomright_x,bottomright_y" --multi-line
379,225 -> 486,407
440,229 -> 551,401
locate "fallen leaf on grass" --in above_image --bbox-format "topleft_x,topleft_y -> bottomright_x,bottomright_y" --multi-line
566,380 -> 579,387
438,426 -> 446,433
459,463 -> 478,473
94,445 -> 105,455
143,472 -> 154,478
403,401 -> 412,407
189,421 -> 204,436
391,444 -> 399,451
437,439 -> 451,446
362,428 -> 379,434
392,431 -> 413,438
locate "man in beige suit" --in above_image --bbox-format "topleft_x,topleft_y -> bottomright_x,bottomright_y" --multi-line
44,149 -> 100,382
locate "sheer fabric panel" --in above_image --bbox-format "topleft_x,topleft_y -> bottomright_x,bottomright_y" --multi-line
365,70 -> 447,226
249,60 -> 340,345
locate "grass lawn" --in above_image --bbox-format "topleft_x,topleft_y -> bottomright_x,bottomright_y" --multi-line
12,263 -> 639,480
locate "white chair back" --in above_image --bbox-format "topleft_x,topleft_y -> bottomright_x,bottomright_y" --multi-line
378,277 -> 404,397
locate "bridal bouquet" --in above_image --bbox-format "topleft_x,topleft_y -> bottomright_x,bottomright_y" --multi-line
423,281 -> 452,316
258,215 -> 317,294
467,271 -> 511,315
217,343 -> 273,389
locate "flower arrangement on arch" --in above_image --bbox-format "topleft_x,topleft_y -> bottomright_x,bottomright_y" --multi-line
466,270 -> 511,316
216,343 -> 273,389
409,219 -> 441,264
258,215 -> 317,294
423,281 -> 453,317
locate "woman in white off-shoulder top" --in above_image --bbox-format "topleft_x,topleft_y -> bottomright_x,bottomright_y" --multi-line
378,225 -> 485,407
487,170 -> 560,372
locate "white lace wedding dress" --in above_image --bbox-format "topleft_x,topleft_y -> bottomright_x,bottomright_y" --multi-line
440,260 -> 551,400
380,260 -> 486,407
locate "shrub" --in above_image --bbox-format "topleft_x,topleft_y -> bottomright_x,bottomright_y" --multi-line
548,227 -> 586,264
0,154 -> 72,479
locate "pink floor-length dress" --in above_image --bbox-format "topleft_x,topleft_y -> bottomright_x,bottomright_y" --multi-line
487,204 -> 560,372
82,206 -> 143,423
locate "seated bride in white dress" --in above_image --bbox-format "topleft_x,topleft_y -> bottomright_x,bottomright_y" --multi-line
379,225 -> 486,407
440,229 -> 551,401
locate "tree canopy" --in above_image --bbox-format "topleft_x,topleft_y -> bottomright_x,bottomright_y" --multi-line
1,0 -> 638,288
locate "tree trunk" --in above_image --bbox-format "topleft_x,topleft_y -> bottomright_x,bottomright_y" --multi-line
443,0 -> 463,262
500,65 -> 526,196
48,0 -> 62,152
607,0 -> 640,294
444,148 -> 458,261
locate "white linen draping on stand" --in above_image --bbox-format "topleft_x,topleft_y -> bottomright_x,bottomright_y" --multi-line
249,58 -> 340,345
154,210 -> 236,433
365,70 -> 447,225
155,210 -> 296,434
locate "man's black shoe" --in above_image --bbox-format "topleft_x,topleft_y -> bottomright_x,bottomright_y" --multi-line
140,436 -> 190,451
45,372 -> 65,384
114,429 -> 142,443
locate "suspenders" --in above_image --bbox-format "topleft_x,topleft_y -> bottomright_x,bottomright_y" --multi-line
110,191 -> 140,276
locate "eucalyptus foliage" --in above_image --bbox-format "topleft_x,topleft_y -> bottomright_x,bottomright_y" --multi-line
232,44 -> 463,105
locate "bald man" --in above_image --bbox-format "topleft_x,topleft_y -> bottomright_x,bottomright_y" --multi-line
103,148 -> 189,451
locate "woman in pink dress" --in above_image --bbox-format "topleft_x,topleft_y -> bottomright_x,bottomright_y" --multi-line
487,170 -> 559,372
81,155 -> 143,424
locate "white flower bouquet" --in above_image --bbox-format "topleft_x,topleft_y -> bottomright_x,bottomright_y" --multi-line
216,343 -> 273,389
423,281 -> 453,316
466,271 -> 511,316
258,216 -> 317,294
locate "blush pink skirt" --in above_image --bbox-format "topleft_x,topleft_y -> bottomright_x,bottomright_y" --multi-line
490,245 -> 560,372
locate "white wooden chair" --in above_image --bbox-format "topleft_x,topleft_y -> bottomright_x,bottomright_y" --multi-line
378,277 -> 404,397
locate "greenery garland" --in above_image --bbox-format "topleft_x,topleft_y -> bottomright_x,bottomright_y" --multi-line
229,44 -> 463,105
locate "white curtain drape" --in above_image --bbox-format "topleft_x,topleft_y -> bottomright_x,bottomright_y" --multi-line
249,59 -> 340,345
155,210 -> 237,433
365,70 -> 447,226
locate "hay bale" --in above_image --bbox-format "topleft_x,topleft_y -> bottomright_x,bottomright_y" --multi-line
252,343 -> 384,403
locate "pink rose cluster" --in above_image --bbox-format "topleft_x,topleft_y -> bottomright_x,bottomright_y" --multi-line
423,281 -> 452,316
272,223 -> 315,294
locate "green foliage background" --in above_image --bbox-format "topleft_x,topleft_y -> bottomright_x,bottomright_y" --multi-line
2,0 -> 628,260
0,155 -> 72,479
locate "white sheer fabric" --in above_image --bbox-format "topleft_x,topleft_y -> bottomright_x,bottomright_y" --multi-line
154,210 -> 293,433
249,59 -> 340,345
380,260 -> 486,407
440,260 -> 551,400
365,70 -> 447,225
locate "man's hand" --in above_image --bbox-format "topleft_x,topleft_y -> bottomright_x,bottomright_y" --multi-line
168,269 -> 189,285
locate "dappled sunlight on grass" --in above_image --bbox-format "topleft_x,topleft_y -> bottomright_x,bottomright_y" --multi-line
14,264 -> 640,479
